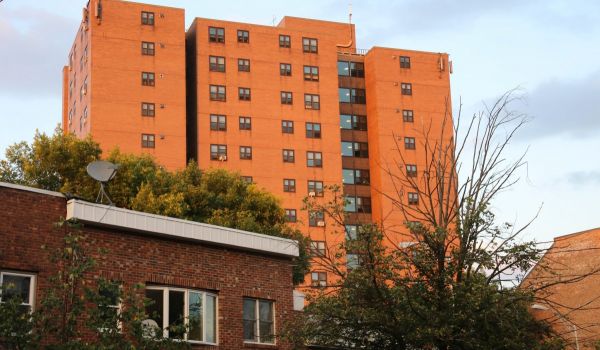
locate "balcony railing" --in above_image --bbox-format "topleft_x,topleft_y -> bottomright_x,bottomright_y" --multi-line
338,48 -> 370,56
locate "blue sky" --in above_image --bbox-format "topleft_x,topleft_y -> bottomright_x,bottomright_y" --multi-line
1,0 -> 599,242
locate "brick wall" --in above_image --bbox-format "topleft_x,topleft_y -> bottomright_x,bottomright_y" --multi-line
0,186 -> 296,349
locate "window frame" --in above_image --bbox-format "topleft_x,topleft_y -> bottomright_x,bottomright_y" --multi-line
307,180 -> 324,197
340,114 -> 367,131
406,164 -> 417,177
210,114 -> 227,131
141,11 -> 155,26
282,149 -> 295,163
281,120 -> 294,134
302,37 -> 318,53
209,56 -> 226,72
280,63 -> 292,76
304,94 -> 320,110
238,87 -> 251,101
311,271 -> 327,287
141,133 -> 155,148
209,85 -> 226,101
279,35 -> 291,48
144,286 -> 218,344
285,209 -> 297,223
239,146 -> 252,160
0,271 -> 36,312
283,178 -> 296,193
408,192 -> 419,205
280,91 -> 293,105
308,210 -> 325,227
310,241 -> 326,256
401,82 -> 413,95
305,122 -> 321,139
208,26 -> 225,43
141,41 -> 155,56
238,58 -> 250,72
303,65 -> 319,81
341,141 -> 369,158
141,72 -> 155,86
210,144 -> 227,160
243,298 -> 275,344
239,116 -> 252,131
403,109 -> 414,122
400,56 -> 411,69
141,102 -> 155,117
237,29 -> 250,43
306,151 -> 323,167
339,88 -> 366,104
404,137 -> 416,150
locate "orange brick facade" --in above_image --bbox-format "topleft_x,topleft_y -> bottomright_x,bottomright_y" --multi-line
62,0 -> 453,288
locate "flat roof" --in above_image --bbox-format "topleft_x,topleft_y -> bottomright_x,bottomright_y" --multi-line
0,182 -> 299,258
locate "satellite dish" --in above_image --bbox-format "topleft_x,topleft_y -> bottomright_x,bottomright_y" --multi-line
86,160 -> 119,205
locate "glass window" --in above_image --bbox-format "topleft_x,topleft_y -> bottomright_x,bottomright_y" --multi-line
209,27 -> 225,43
302,37 -> 318,53
350,62 -> 365,77
311,272 -> 327,287
141,102 -> 155,117
339,88 -> 351,103
305,122 -> 321,138
281,120 -> 294,133
306,151 -> 322,167
408,192 -> 419,205
141,134 -> 155,148
400,56 -> 411,68
141,41 -> 155,56
280,63 -> 292,76
406,164 -> 417,177
238,58 -> 250,72
141,11 -> 154,25
239,87 -> 251,101
303,65 -> 319,81
239,116 -> 251,130
308,211 -> 325,227
342,169 -> 355,184
239,146 -> 252,160
141,72 -> 155,86
356,197 -> 372,213
237,30 -> 249,43
209,56 -> 226,72
241,176 -> 253,184
144,287 -> 217,343
210,144 -> 227,160
405,137 -> 416,150
285,209 -> 297,222
401,83 -> 412,95
209,85 -> 226,101
345,225 -> 358,240
341,142 -> 354,157
283,179 -> 296,192
347,254 -> 360,269
0,272 -> 35,313
340,114 -> 353,129
339,88 -> 366,104
279,35 -> 291,48
304,94 -> 320,110
337,61 -> 350,76
310,241 -> 326,256
307,180 -> 324,197
243,298 -> 275,344
210,114 -> 226,131
282,149 -> 295,163
281,91 -> 293,105
345,196 -> 356,212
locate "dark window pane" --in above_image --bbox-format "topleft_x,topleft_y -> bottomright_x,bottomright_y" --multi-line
145,289 -> 163,334
168,290 -> 185,338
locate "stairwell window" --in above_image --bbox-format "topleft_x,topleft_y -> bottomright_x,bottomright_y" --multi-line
302,37 -> 318,53
401,83 -> 412,95
208,27 -> 225,43
243,298 -> 275,344
141,134 -> 155,148
141,11 -> 154,26
141,72 -> 155,86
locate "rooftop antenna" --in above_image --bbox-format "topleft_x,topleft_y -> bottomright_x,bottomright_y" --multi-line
272,15 -> 276,26
336,1 -> 354,49
86,160 -> 119,205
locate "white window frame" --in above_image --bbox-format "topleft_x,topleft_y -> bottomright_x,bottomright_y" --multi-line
145,286 -> 218,345
243,298 -> 276,345
0,271 -> 36,312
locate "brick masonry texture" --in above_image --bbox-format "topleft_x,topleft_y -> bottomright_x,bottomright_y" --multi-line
0,186 -> 296,349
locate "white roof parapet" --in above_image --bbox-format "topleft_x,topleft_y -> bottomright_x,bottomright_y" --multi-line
66,199 -> 299,258
0,181 -> 65,198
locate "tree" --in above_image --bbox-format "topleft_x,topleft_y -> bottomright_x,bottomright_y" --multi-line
289,91 -> 591,349
0,129 -> 309,284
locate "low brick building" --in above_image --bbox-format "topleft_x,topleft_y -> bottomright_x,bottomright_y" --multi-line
0,182 -> 299,349
524,228 -> 600,349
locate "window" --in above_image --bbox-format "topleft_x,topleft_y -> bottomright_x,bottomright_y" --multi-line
240,146 -> 252,160
400,56 -> 411,68
304,94 -> 320,110
282,149 -> 295,163
345,225 -> 358,240
210,144 -> 227,160
341,142 -> 369,158
307,180 -> 324,197
241,176 -> 253,184
408,192 -> 419,205
238,58 -> 250,72
345,196 -> 356,212
281,120 -> 294,134
239,87 -> 251,101
209,85 -> 226,101
280,63 -> 292,76
342,169 -> 370,185
311,272 -> 327,287
141,41 -> 155,56
141,102 -> 155,117
356,197 -> 372,213
403,110 -> 414,122
302,37 -> 318,53
209,56 -> 225,72
285,209 -> 297,223
337,61 -> 365,77
306,151 -> 322,167
142,72 -> 155,86
145,286 -> 217,343
141,134 -> 155,148
404,137 -> 416,150
308,211 -> 325,227
406,164 -> 417,177
310,241 -> 326,256
347,254 -> 360,269
401,83 -> 412,95
279,35 -> 291,48
340,114 -> 367,131
141,11 -> 154,25
97,281 -> 121,330
283,179 -> 296,192
208,27 -> 225,43
0,271 -> 35,313
339,88 -> 366,104
243,298 -> 274,344
237,30 -> 249,43
210,114 -> 226,131
303,66 -> 319,81
238,116 -> 251,130
305,122 -> 321,139
280,91 -> 293,105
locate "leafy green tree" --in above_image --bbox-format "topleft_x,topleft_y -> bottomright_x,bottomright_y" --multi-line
0,128 -> 309,284
288,92 -> 576,349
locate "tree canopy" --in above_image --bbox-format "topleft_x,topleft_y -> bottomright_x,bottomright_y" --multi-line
0,128 -> 309,284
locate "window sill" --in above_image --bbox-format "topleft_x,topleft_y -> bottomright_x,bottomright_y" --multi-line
243,342 -> 278,349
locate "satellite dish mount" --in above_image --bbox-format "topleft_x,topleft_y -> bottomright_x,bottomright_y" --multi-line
86,161 -> 119,205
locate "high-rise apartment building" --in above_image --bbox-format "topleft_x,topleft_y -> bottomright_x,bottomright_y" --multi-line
63,0 -> 453,287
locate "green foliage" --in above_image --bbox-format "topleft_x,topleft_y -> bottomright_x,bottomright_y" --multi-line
0,128 -> 309,284
0,290 -> 38,350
